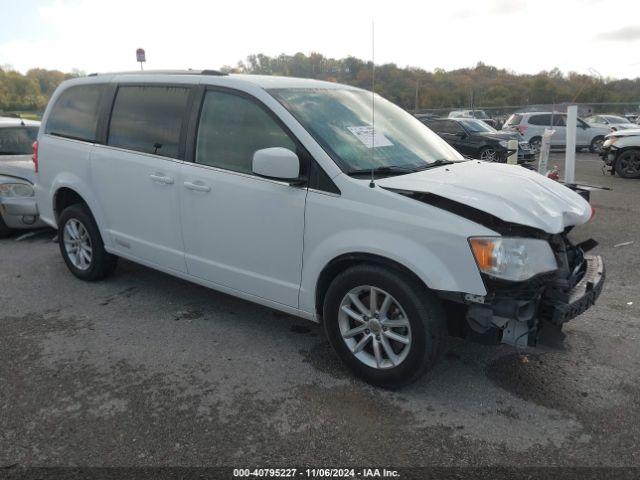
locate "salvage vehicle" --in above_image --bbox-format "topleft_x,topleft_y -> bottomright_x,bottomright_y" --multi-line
503,112 -> 611,153
448,109 -> 498,128
585,114 -> 635,132
34,72 -> 605,387
0,116 -> 46,238
420,117 -> 534,162
600,128 -> 640,178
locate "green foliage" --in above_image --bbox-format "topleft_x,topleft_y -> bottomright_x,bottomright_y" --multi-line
0,67 -> 80,112
237,53 -> 640,111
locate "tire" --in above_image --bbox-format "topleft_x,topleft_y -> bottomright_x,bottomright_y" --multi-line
614,149 -> 640,179
479,147 -> 498,162
323,264 -> 446,388
58,203 -> 118,281
529,137 -> 542,154
0,214 -> 13,239
589,136 -> 605,153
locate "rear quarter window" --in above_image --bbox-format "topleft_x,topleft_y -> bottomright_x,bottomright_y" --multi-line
45,84 -> 107,142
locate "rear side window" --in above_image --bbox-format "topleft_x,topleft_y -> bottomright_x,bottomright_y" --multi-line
45,84 -> 106,142
108,85 -> 190,159
195,90 -> 296,175
528,114 -> 551,126
0,127 -> 38,155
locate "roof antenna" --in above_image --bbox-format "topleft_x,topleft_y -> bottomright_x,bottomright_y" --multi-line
369,19 -> 376,188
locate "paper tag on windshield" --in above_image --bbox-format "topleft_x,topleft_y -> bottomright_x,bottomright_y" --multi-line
347,126 -> 393,148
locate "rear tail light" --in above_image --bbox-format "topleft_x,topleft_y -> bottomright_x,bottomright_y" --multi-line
32,140 -> 38,173
590,205 -> 596,220
517,125 -> 527,135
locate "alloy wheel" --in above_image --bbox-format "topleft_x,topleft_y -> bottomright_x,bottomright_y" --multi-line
338,285 -> 412,369
63,218 -> 93,270
618,151 -> 640,177
480,149 -> 497,161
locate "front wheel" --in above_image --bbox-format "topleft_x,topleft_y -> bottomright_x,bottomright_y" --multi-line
58,204 -> 118,281
590,136 -> 605,153
614,149 -> 640,179
323,265 -> 446,388
529,137 -> 542,154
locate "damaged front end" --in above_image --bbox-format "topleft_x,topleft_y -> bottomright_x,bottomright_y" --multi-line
455,232 -> 605,348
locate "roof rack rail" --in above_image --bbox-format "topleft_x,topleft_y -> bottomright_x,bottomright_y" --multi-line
86,69 -> 228,77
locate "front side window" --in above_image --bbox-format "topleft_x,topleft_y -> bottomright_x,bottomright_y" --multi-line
270,88 -> 462,173
108,85 -> 190,159
45,84 -> 106,142
195,90 -> 296,174
0,127 -> 38,155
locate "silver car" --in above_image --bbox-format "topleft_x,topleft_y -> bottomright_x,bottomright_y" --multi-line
503,112 -> 611,153
0,116 -> 46,238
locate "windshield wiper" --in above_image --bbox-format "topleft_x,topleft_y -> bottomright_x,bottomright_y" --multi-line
346,165 -> 416,177
420,159 -> 458,169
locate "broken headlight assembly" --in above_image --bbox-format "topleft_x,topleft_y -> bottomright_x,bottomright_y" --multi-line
0,182 -> 34,198
469,237 -> 558,282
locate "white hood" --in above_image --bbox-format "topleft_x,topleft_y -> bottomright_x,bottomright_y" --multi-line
376,161 -> 591,234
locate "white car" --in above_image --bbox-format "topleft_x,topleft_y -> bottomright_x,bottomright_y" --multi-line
503,112 -> 611,153
34,72 -> 605,387
0,116 -> 47,237
585,114 -> 636,132
601,128 -> 640,178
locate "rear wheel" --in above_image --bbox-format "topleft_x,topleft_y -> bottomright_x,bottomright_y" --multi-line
323,264 -> 446,388
479,147 -> 499,162
58,204 -> 118,281
614,149 -> 640,179
590,136 -> 605,153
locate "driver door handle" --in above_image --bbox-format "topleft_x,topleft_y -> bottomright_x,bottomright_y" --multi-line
183,181 -> 211,193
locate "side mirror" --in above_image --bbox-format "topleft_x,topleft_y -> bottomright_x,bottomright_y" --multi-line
252,147 -> 300,181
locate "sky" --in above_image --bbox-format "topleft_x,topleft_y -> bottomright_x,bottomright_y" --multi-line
1,0 -> 640,78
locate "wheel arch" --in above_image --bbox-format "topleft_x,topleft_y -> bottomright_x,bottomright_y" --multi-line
314,252 -> 430,321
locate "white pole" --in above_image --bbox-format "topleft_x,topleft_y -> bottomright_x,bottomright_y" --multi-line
565,105 -> 577,184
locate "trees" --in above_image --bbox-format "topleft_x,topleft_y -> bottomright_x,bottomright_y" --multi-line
1,55 -> 638,114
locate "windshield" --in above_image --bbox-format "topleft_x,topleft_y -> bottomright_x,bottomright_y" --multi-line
458,119 -> 496,133
472,111 -> 489,119
270,88 -> 463,173
603,115 -> 630,124
0,127 -> 38,155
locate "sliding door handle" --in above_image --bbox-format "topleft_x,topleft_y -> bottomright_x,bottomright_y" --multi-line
183,181 -> 211,193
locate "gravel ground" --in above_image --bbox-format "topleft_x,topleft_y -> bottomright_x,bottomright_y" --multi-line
1,152 -> 639,468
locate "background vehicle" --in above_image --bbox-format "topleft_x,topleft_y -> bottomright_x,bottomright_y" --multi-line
503,112 -> 611,153
448,109 -> 498,128
585,114 -> 635,131
601,128 -> 640,178
0,117 -> 46,238
421,117 -> 533,162
35,72 -> 602,388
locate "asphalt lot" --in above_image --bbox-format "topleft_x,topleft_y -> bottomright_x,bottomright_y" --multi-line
1,152 -> 639,468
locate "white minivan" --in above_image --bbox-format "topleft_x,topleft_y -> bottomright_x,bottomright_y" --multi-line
34,71 -> 605,387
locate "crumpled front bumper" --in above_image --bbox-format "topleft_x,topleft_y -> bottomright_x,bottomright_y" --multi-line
539,255 -> 605,325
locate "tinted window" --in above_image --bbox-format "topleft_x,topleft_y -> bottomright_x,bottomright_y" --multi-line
45,84 -> 106,141
0,127 -> 38,155
439,120 -> 465,134
528,114 -> 552,126
195,90 -> 296,174
108,85 -> 190,159
553,115 -> 566,127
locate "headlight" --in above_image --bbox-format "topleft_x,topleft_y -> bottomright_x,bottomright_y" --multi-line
469,237 -> 557,282
498,140 -> 508,148
0,182 -> 34,198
